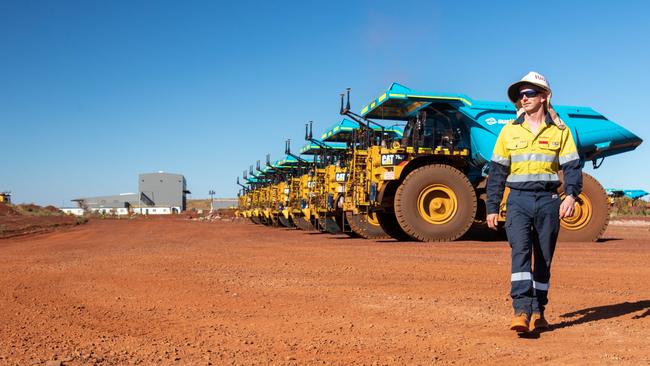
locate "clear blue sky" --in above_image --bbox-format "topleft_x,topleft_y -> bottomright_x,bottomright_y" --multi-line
1,0 -> 649,206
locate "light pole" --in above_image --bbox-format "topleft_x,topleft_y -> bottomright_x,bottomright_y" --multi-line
209,190 -> 215,213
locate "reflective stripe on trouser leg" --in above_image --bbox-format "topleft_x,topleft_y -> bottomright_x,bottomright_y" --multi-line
531,193 -> 560,314
533,281 -> 549,291
506,192 -> 535,315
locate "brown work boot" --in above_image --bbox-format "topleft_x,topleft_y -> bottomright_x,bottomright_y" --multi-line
530,312 -> 549,331
510,312 -> 530,332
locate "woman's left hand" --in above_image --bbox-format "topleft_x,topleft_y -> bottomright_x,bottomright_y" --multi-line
559,195 -> 576,218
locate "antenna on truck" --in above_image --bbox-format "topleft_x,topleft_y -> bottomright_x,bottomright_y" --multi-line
284,139 -> 308,164
339,88 -> 352,115
236,176 -> 247,188
305,121 -> 331,150
339,87 -> 385,131
346,88 -> 351,113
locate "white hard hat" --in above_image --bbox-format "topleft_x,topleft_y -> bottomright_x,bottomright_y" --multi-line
507,71 -> 552,103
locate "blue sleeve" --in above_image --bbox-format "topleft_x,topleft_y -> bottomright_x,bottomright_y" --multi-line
558,128 -> 583,197
486,161 -> 508,214
561,159 -> 583,197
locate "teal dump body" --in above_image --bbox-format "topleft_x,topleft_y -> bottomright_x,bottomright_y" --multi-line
299,141 -> 347,155
321,118 -> 403,142
605,189 -> 649,200
272,155 -> 300,169
361,83 -> 643,177
245,175 -> 264,184
249,169 -> 271,183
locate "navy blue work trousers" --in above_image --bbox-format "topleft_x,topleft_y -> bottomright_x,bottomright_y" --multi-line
505,189 -> 561,315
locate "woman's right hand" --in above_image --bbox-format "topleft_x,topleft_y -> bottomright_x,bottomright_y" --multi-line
486,213 -> 499,230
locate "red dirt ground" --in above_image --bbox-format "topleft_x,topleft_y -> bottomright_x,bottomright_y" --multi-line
0,203 -> 19,216
0,216 -> 82,239
0,218 -> 649,365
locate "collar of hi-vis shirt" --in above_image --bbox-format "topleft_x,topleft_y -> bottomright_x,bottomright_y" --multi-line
513,113 -> 556,138
513,112 -> 555,126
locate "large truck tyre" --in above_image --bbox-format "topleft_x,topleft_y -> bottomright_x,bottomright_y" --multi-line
261,216 -> 273,226
558,172 -> 609,242
345,212 -> 391,240
318,217 -> 342,234
293,216 -> 315,231
278,215 -> 295,228
377,211 -> 413,241
376,181 -> 412,241
394,164 -> 477,242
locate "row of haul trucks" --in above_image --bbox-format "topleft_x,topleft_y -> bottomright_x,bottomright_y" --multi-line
236,83 -> 642,242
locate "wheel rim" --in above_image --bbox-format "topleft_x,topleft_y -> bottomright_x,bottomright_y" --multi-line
561,193 -> 592,230
367,212 -> 380,227
417,184 -> 458,225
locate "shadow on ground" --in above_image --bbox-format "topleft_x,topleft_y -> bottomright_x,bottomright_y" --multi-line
552,300 -> 650,330
516,300 -> 650,339
596,237 -> 624,243
459,224 -> 507,242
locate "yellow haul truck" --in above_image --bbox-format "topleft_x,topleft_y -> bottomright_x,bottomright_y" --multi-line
245,155 -> 303,228
337,87 -> 475,241
264,154 -> 298,228
298,131 -> 349,234
320,116 -> 404,239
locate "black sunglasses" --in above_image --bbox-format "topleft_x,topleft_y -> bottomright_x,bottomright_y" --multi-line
519,90 -> 541,99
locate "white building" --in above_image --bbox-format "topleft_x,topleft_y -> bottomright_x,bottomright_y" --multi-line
89,207 -> 129,216
60,208 -> 85,216
132,207 -> 175,215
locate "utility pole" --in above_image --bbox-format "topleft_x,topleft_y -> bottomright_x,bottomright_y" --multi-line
209,190 -> 215,213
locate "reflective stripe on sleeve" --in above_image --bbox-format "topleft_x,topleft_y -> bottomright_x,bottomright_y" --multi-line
559,152 -> 580,165
507,173 -> 559,183
511,153 -> 557,164
511,272 -> 532,281
533,281 -> 549,291
491,153 -> 510,166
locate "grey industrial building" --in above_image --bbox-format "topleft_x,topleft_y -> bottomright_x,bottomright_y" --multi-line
211,198 -> 238,209
73,193 -> 139,208
72,172 -> 190,214
138,172 -> 189,211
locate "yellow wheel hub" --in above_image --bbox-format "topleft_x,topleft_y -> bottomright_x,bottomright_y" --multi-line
561,193 -> 592,230
417,184 -> 458,225
366,212 -> 380,227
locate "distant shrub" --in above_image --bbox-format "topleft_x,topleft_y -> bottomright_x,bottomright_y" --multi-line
610,197 -> 650,216
14,204 -> 65,217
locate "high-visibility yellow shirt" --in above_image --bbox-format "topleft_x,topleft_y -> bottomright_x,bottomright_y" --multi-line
486,113 -> 582,214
